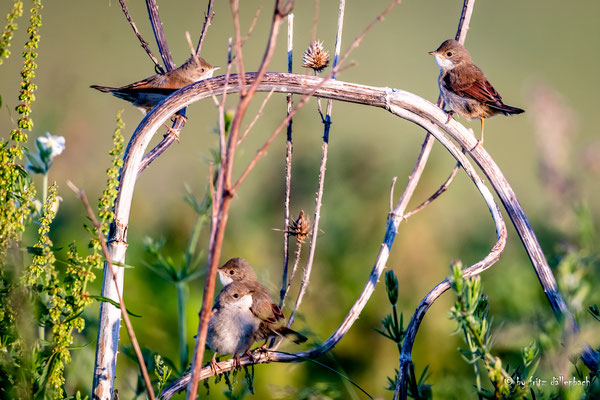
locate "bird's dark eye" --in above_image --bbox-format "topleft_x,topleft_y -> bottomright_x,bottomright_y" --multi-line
446,51 -> 453,57
229,270 -> 235,275
233,293 -> 239,299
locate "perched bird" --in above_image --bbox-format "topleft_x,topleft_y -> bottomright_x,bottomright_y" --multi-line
91,56 -> 218,114
429,39 -> 524,147
218,258 -> 307,346
206,282 -> 260,371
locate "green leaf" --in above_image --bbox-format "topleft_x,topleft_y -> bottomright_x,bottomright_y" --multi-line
90,295 -> 142,317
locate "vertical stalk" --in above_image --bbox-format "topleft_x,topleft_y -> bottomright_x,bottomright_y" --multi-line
176,281 -> 189,372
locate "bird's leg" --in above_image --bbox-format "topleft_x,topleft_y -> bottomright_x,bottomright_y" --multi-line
161,113 -> 187,142
445,110 -> 455,124
244,349 -> 257,363
233,353 -> 242,369
171,111 -> 188,124
472,118 -> 485,150
210,353 -> 222,375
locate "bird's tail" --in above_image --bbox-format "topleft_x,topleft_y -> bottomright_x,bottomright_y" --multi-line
90,85 -> 116,93
277,327 -> 308,344
490,102 -> 525,116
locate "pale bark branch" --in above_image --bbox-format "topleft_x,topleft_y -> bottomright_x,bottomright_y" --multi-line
69,182 -> 156,400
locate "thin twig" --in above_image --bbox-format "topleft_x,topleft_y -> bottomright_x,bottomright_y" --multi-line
195,0 -> 215,56
402,162 -> 460,220
118,0 -> 164,73
230,0 -> 247,94
146,0 -> 175,70
241,7 -> 262,47
237,88 -> 276,145
279,12 -> 295,308
289,0 -> 346,328
311,0 -> 320,43
68,181 -> 156,400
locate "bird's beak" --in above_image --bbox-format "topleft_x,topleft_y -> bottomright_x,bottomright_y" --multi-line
212,67 -> 221,72
428,51 -> 436,56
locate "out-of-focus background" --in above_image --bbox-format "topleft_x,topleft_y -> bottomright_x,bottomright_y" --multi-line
2,0 -> 599,398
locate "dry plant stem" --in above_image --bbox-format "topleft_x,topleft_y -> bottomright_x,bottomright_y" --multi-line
186,4 -> 286,399
311,0 -> 320,43
237,88 -> 276,145
195,0 -> 215,56
403,162 -> 460,220
158,93 -> 507,399
68,183 -> 156,400
230,0 -> 247,94
279,13 -> 294,307
241,8 -> 262,47
118,0 -> 164,73
146,0 -> 175,70
139,0 -> 218,175
288,0 -> 345,327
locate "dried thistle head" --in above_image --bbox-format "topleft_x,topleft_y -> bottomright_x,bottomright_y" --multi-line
302,41 -> 329,73
288,210 -> 311,243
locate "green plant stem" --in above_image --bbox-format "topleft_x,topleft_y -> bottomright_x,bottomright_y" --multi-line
42,172 -> 47,205
392,304 -> 401,352
38,172 -> 48,342
185,215 -> 203,262
464,329 -> 481,391
176,281 -> 188,372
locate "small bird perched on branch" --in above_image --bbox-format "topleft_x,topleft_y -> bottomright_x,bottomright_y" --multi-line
429,39 -> 524,148
218,258 -> 308,346
207,282 -> 260,371
91,56 -> 218,114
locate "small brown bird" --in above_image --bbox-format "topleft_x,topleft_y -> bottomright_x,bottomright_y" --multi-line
91,56 -> 218,114
429,39 -> 524,147
218,258 -> 307,346
207,282 -> 260,371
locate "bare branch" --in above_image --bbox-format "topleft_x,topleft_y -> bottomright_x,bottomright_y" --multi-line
68,182 -> 156,400
402,162 -> 460,220
279,12 -> 295,308
146,0 -> 175,70
237,88 -> 276,145
195,0 -> 215,56
118,0 -> 164,74
289,0 -> 346,328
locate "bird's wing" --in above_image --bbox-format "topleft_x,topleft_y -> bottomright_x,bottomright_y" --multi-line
250,299 -> 285,325
445,67 -> 503,105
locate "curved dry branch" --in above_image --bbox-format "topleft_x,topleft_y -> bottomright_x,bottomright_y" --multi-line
98,72 -> 596,399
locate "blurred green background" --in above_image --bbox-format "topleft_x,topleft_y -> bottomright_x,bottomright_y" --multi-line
2,0 -> 599,398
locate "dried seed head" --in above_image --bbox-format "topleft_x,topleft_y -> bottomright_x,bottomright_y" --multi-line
302,41 -> 330,73
288,210 -> 311,243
